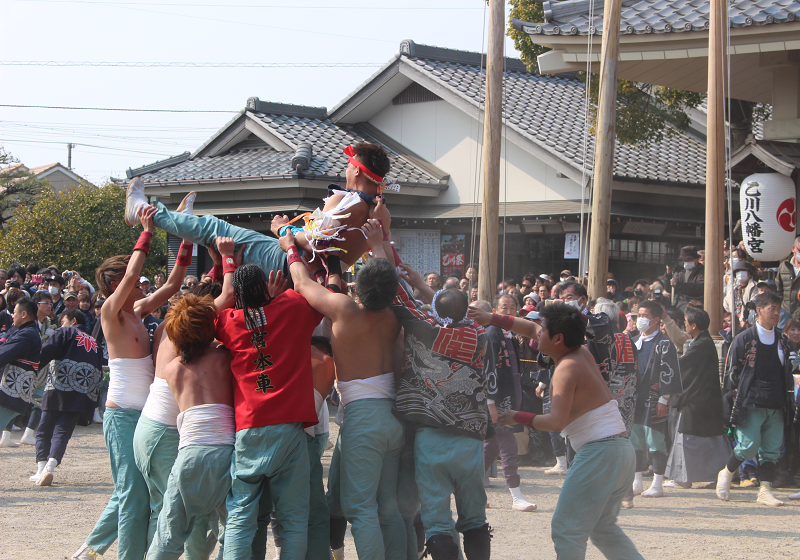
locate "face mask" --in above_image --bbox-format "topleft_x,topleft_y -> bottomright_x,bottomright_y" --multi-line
683,261 -> 696,271
735,271 -> 749,284
636,317 -> 652,332
48,286 -> 60,297
565,299 -> 582,310
731,258 -> 740,267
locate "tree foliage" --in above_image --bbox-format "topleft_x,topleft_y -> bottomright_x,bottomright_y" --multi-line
0,182 -> 166,280
0,148 -> 49,229
507,0 -> 705,145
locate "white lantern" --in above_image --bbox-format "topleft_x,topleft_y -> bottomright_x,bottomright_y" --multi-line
740,173 -> 796,261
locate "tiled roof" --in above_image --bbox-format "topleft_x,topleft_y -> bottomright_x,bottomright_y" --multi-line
134,107 -> 446,187
515,0 -> 800,37
403,49 -> 707,185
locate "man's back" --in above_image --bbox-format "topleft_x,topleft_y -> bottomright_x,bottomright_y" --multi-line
330,306 -> 399,382
164,346 -> 233,411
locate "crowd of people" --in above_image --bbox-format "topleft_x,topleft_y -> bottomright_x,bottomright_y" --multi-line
1,142 -> 800,560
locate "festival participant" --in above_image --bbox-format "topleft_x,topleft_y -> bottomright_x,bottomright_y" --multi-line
717,291 -> 795,507
124,143 -> 393,277
388,248 -> 491,560
477,303 -> 644,560
278,224 -> 406,560
630,300 -> 682,499
133,232 -> 202,547
145,293 -> 235,560
0,297 -> 42,449
216,262 -> 322,560
71,207 -> 203,560
30,309 -> 103,486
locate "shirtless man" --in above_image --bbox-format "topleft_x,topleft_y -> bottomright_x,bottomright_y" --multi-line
123,142 -> 392,278
145,292 -> 235,560
469,303 -> 643,560
279,224 -> 406,560
74,207 -> 206,560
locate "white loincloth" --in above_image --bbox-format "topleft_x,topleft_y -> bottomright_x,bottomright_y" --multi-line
106,356 -> 155,411
561,400 -> 627,453
335,372 -> 396,407
141,377 -> 180,426
177,404 -> 235,449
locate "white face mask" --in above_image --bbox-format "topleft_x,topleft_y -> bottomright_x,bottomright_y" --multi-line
48,286 -> 60,297
735,271 -> 749,284
636,317 -> 653,332
731,258 -> 740,267
683,261 -> 696,271
564,299 -> 582,310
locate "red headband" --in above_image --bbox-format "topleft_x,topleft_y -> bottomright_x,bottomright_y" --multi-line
343,146 -> 385,185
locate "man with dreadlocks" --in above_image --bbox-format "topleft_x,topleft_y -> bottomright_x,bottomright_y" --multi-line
279,222 -> 405,560
215,263 -> 322,560
124,142 -> 393,280
378,228 -> 491,560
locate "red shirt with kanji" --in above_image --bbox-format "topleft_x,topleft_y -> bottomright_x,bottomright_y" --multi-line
215,289 -> 323,431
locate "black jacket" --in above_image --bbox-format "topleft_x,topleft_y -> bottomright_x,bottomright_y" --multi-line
776,259 -> 800,316
40,326 -> 104,417
631,330 -> 683,430
673,264 -> 705,309
724,324 -> 795,426
0,320 -> 43,414
675,331 -> 726,437
485,325 -> 524,434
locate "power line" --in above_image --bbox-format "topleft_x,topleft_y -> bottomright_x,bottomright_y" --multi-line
0,138 -> 178,156
12,0 -> 480,8
0,104 -> 235,113
0,61 -> 384,68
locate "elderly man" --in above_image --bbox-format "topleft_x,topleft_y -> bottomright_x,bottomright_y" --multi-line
776,235 -> 800,316
671,246 -> 704,311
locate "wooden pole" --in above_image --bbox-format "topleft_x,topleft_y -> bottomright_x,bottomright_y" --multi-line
587,0 -> 622,300
477,0 -> 505,303
705,0 -> 726,336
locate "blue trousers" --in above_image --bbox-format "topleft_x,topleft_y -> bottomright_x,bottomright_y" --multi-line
398,438 -> 421,560
551,437 -> 642,560
35,410 -> 79,463
146,444 -> 233,560
733,407 -> 784,463
629,424 -> 667,455
0,405 -> 19,431
153,202 -> 286,274
86,407 -> 151,559
340,398 -> 405,560
326,432 -> 344,518
224,423 -> 310,560
415,427 -> 486,538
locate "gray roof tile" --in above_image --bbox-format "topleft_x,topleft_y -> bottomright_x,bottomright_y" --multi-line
402,52 -> 706,185
516,0 -> 800,36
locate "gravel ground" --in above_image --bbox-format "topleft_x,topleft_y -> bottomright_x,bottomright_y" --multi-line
2,421 -> 799,559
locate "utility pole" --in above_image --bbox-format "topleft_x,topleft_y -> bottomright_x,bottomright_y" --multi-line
587,0 -> 622,299
67,143 -> 75,170
477,0 -> 504,302
705,0 -> 727,337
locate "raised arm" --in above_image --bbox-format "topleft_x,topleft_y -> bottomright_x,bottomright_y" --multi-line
279,230 -> 358,321
468,306 -> 541,339
398,263 -> 435,304
136,236 -> 193,317
213,237 -> 236,313
104,206 -> 156,318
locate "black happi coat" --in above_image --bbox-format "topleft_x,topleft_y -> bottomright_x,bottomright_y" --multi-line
0,321 -> 42,414
675,330 -> 726,437
40,326 -> 104,418
631,330 -> 682,432
392,284 -> 490,440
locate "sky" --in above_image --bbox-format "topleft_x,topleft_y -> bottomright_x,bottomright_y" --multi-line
0,0 -> 522,185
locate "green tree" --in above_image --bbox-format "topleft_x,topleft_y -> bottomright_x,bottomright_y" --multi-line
0,182 -> 166,281
0,148 -> 49,229
507,0 -> 705,145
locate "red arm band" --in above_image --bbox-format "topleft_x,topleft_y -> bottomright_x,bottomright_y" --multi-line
133,231 -> 153,255
287,246 -> 303,268
513,411 -> 536,427
175,241 -> 193,266
391,246 -> 402,265
222,255 -> 237,276
490,312 -> 514,331
208,264 -> 222,283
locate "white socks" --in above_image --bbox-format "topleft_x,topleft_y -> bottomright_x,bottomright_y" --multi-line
757,481 -> 784,507
0,430 -> 19,447
716,467 -> 735,501
642,474 -> 664,498
544,456 -> 567,475
632,472 -> 643,495
509,486 -> 536,511
38,457 -> 57,486
19,427 -> 36,445
30,460 -> 47,482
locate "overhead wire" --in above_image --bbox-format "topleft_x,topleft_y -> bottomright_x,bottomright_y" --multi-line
12,0 -> 483,8
468,1 -> 488,276
0,61 -> 385,68
0,138 -> 178,156
0,104 -> 235,113
578,0 -> 597,279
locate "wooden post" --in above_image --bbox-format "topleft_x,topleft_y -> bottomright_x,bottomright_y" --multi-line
477,0 -> 505,303
705,0 -> 726,337
587,0 -> 622,300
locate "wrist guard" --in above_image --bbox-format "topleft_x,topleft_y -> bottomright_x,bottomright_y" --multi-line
513,411 -> 536,427
326,255 -> 342,277
490,312 -> 514,331
134,231 -> 153,255
287,246 -> 303,267
222,255 -> 237,275
208,264 -> 222,283
175,241 -> 193,266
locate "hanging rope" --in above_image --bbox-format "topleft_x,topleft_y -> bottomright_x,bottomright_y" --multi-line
468,3 -> 488,278
723,0 -> 737,337
578,0 -> 598,279
501,45 -> 509,285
